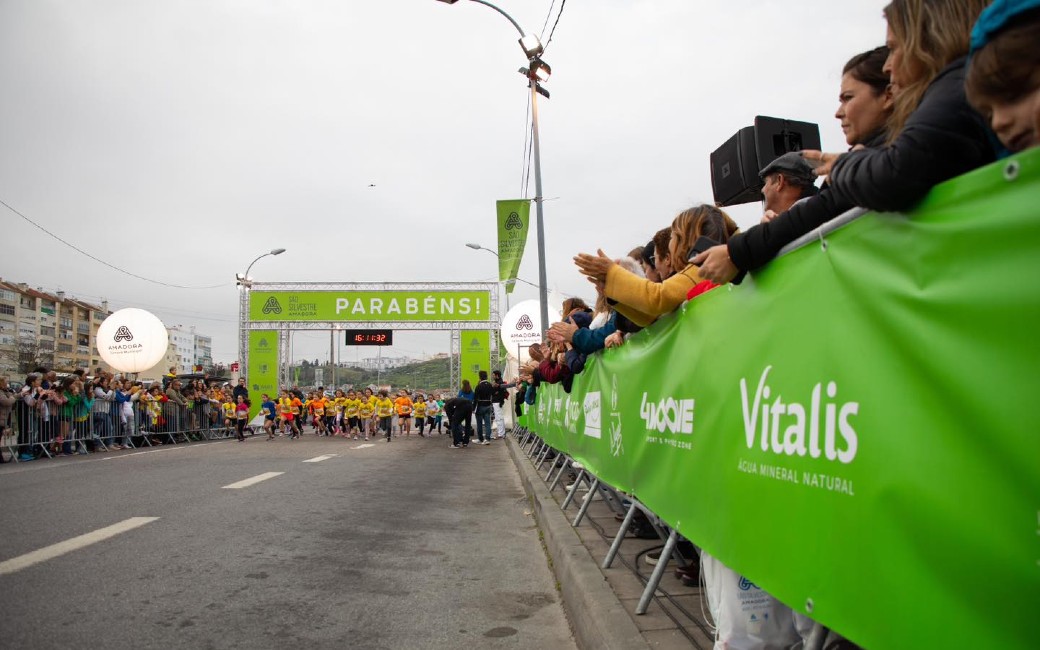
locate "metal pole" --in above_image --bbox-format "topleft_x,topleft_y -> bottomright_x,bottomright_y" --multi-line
636,528 -> 679,615
330,329 -> 335,389
530,81 -> 550,334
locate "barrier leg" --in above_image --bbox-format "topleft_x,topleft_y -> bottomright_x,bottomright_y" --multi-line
544,453 -> 562,482
805,623 -> 830,650
535,445 -> 551,469
528,439 -> 543,459
603,501 -> 638,569
548,457 -> 570,492
636,528 -> 678,615
572,477 -> 600,527
560,469 -> 586,510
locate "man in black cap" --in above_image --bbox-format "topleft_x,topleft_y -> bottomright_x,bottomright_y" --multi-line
758,152 -> 819,222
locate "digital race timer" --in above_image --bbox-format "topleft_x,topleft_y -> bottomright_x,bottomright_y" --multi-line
343,329 -> 393,346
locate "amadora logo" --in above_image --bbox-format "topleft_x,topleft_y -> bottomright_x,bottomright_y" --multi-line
740,365 -> 859,464
639,393 -> 695,434
262,297 -> 283,314
113,326 -> 133,342
505,212 -> 524,230
516,314 -> 534,330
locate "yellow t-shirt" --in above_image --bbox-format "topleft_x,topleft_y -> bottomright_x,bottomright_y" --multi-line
345,399 -> 361,417
358,399 -> 374,418
413,401 -> 427,418
222,402 -> 235,419
333,397 -> 346,413
375,397 -> 394,417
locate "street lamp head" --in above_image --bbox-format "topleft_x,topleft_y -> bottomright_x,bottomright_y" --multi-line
530,58 -> 551,83
465,243 -> 482,250
519,33 -> 544,58
435,0 -> 461,3
270,248 -> 287,255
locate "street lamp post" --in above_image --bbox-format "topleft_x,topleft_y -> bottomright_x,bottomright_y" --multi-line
236,248 -> 286,382
439,0 -> 551,334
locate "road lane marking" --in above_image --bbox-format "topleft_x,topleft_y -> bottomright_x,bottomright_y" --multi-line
352,444 -> 375,450
302,454 -> 338,463
0,517 -> 160,576
222,472 -> 284,489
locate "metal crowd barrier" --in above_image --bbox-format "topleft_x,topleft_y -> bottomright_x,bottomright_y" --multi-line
511,425 -> 835,650
2,398 -> 246,462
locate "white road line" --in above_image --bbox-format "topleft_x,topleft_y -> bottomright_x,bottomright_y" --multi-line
352,444 -> 375,450
0,517 -> 160,577
302,454 -> 338,463
222,472 -> 284,489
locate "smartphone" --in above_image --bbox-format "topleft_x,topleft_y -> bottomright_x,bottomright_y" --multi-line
687,235 -> 720,262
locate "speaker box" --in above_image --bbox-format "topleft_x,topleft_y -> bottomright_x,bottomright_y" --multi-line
710,116 -> 822,207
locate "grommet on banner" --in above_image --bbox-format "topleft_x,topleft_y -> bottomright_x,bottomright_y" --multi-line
805,597 -> 815,613
817,229 -> 829,252
1003,160 -> 1020,182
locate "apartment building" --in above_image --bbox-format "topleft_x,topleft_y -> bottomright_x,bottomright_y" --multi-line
0,279 -> 112,376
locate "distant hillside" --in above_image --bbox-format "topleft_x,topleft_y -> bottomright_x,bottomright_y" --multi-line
288,357 -> 452,392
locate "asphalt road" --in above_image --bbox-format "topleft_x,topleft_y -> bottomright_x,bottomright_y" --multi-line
0,431 -> 576,650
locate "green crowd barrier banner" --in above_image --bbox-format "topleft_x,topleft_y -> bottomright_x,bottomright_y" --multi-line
497,199 -> 531,294
522,150 -> 1040,650
247,330 -> 279,419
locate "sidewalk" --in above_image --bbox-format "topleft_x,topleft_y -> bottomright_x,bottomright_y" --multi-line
507,435 -> 715,650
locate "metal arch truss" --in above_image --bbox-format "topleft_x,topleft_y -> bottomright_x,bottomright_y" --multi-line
240,281 -> 501,391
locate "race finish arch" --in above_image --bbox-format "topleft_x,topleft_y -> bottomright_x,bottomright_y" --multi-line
240,282 -> 500,415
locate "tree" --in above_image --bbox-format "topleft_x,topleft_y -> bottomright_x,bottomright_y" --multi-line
16,335 -> 52,375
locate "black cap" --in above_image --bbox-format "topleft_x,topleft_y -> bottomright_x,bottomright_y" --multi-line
759,152 -> 816,185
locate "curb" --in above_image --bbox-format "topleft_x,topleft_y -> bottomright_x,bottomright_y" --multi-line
506,437 -> 650,650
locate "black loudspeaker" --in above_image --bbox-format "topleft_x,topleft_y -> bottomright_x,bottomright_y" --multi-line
710,116 -> 821,207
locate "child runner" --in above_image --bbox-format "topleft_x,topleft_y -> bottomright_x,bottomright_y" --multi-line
375,390 -> 394,442
394,389 -> 413,436
234,394 -> 249,442
357,391 -> 374,440
413,394 -> 427,437
425,395 -> 442,435
222,397 -> 236,437
260,393 -> 277,440
345,390 -> 361,440
332,389 -> 346,435
279,390 -> 302,439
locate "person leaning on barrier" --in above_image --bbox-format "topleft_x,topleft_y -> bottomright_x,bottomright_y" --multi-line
575,205 -> 738,328
694,1 -> 996,284
965,0 -> 1040,154
757,153 -> 820,224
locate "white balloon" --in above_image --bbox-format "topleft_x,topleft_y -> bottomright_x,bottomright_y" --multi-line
97,308 -> 169,373
500,299 -> 560,362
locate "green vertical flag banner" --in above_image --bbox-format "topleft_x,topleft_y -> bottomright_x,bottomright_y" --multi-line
459,331 -> 491,390
496,199 -> 530,294
247,330 -> 279,419
521,151 -> 1040,650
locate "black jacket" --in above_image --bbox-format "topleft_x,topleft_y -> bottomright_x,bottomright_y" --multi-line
473,379 -> 494,405
443,397 -> 473,425
828,57 -> 993,211
729,57 -> 995,273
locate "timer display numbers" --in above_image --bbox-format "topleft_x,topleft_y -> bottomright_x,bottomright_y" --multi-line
343,329 -> 393,346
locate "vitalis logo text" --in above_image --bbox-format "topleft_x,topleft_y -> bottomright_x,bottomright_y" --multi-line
740,365 -> 858,464
262,297 -> 283,314
516,314 -> 534,330
505,212 -> 524,230
113,326 -> 133,342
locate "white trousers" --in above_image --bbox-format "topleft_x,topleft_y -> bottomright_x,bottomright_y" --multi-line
492,403 -> 505,438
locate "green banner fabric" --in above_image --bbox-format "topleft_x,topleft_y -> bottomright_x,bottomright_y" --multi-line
249,290 -> 491,322
497,199 -> 531,295
247,330 -> 279,419
459,330 -> 491,391
522,151 -> 1040,650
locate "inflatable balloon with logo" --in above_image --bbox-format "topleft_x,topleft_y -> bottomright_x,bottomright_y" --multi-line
96,308 -> 170,373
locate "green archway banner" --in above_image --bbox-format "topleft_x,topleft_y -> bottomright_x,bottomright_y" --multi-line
521,150 -> 1040,650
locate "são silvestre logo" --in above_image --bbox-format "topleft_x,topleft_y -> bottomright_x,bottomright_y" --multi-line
740,365 -> 858,464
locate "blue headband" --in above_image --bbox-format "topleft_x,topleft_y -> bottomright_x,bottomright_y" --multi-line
970,0 -> 1040,54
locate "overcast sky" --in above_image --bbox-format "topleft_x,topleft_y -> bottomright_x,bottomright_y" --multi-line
0,0 -> 885,365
